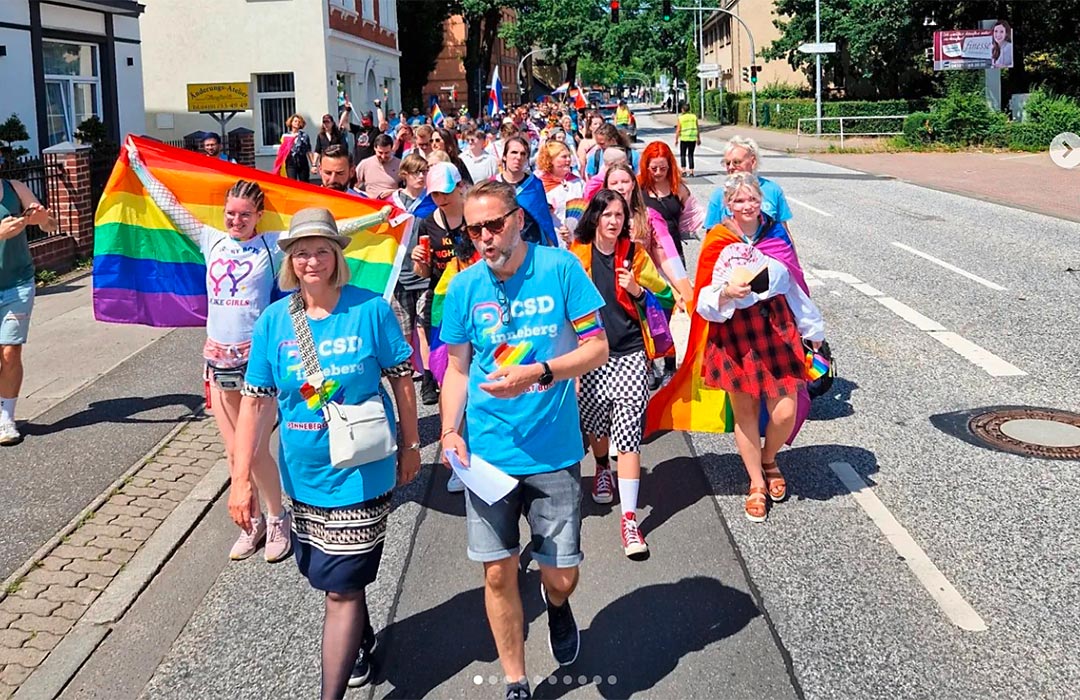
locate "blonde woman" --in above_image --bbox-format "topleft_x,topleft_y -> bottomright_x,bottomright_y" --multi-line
231,208 -> 420,696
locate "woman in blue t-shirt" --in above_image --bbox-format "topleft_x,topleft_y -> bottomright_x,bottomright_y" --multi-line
229,208 -> 420,697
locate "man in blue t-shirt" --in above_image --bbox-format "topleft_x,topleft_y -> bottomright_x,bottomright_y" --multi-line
704,135 -> 793,230
440,180 -> 608,700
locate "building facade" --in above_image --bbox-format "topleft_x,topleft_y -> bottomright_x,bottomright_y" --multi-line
422,11 -> 520,116
701,0 -> 809,94
140,0 -> 401,169
0,0 -> 145,155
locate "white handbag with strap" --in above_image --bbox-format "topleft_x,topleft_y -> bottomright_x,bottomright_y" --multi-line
288,293 -> 396,469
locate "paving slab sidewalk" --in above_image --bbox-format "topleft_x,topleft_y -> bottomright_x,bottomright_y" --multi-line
0,416 -> 227,700
647,109 -> 1080,223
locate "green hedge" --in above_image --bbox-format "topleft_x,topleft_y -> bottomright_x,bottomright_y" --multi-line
732,98 -> 927,133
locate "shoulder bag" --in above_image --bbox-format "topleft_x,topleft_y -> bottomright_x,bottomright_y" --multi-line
288,293 -> 397,469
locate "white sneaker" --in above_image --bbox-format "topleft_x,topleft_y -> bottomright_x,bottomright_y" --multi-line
446,470 -> 466,493
0,420 -> 20,446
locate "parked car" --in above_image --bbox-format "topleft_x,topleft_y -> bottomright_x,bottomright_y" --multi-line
599,103 -> 637,142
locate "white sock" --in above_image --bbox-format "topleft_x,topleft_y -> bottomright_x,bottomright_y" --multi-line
0,397 -> 15,424
618,478 -> 639,517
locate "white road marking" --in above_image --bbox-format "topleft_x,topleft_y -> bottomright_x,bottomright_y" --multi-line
927,331 -> 1028,377
697,145 -> 723,155
875,297 -> 947,332
891,242 -> 1007,291
998,152 -> 1040,160
787,196 -> 834,217
812,268 -> 1025,376
850,282 -> 885,297
828,462 -> 988,633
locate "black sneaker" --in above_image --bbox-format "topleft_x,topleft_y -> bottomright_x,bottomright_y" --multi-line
540,584 -> 580,666
420,373 -> 440,406
505,679 -> 532,699
347,628 -> 377,688
647,361 -> 662,391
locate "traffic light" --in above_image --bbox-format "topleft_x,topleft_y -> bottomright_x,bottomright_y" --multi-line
662,0 -> 672,21
750,64 -> 760,84
610,0 -> 619,23
741,66 -> 750,83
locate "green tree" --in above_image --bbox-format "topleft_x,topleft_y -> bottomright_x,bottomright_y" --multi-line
500,0 -> 608,90
685,31 -> 699,113
397,0 -> 452,110
0,114 -> 31,161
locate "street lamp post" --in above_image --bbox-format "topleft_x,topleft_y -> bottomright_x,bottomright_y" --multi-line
517,45 -> 556,104
815,0 -> 822,136
673,4 -> 757,127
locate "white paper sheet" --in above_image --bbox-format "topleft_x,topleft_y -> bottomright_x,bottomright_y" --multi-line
444,449 -> 519,505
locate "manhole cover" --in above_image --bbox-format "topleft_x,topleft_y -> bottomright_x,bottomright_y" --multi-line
968,407 -> 1080,460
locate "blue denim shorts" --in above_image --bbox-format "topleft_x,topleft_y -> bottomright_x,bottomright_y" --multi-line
0,279 -> 35,345
465,462 -> 583,568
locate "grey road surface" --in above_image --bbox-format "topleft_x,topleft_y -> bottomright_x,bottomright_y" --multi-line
633,109 -> 1080,699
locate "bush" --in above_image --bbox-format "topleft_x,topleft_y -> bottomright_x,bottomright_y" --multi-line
1013,89 -> 1080,149
732,98 -> 923,134
758,81 -> 811,99
930,91 -> 1006,146
902,112 -> 934,145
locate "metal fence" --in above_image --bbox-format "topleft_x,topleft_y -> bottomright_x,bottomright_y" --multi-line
0,154 -> 63,242
796,115 -> 907,147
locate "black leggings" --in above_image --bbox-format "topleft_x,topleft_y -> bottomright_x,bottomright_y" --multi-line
679,141 -> 696,171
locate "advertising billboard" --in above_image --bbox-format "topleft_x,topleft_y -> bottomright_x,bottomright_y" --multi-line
933,21 -> 1014,71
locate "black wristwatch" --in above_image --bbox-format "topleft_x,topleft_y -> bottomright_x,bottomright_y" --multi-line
537,361 -> 554,387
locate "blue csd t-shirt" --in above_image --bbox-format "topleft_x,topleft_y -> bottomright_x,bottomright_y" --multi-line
705,175 -> 793,229
245,286 -> 412,508
441,244 -> 605,476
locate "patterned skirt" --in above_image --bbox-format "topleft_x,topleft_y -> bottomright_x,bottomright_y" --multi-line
291,491 -> 392,594
702,295 -> 805,399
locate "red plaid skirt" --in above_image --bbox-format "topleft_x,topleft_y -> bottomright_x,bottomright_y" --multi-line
702,295 -> 805,398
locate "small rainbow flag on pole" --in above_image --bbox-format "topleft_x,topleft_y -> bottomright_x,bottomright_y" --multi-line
430,96 -> 445,127
92,136 -> 411,327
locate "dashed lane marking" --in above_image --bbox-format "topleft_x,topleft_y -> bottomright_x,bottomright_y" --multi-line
813,269 -> 1027,377
891,242 -> 1007,291
787,196 -> 834,217
829,461 -> 989,633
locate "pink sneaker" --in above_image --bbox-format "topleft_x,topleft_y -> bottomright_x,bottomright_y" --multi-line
264,512 -> 293,563
592,468 -> 615,505
620,513 -> 649,561
229,518 -> 265,560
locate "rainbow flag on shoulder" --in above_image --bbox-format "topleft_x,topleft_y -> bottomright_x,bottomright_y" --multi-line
93,135 -> 411,327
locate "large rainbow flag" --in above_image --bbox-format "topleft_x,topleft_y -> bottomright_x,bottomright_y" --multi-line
645,222 -> 811,442
93,136 -> 411,327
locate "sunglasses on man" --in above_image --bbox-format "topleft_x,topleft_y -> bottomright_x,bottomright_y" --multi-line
464,206 -> 520,240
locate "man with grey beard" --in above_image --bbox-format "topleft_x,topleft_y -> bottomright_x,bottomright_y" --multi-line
438,180 -> 609,700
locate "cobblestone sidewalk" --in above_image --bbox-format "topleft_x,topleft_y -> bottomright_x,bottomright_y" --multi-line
0,416 -> 223,699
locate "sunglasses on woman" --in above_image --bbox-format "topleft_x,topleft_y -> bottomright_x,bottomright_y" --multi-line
464,206 -> 520,239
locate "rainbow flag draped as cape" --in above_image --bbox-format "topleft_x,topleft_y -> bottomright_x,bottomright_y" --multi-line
93,136 -> 411,327
645,221 -> 811,441
426,254 -> 478,384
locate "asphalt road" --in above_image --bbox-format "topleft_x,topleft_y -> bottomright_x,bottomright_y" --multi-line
49,106 -> 1080,699
630,109 -> 1080,698
0,327 -> 205,580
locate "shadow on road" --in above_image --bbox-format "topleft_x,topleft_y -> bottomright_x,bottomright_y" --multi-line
21,393 -> 204,437
530,576 -> 759,699
375,568 -> 546,699
809,376 -> 859,421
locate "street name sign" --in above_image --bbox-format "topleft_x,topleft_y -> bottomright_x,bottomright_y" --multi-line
798,42 -> 837,54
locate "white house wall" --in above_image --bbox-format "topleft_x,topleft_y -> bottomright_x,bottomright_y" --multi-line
140,0 -> 334,169
40,3 -> 106,35
114,41 -> 144,144
0,26 -> 38,153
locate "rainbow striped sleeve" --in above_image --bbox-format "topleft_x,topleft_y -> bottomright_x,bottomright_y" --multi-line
572,311 -> 604,340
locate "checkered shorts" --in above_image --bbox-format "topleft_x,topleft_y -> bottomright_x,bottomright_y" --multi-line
391,287 -> 428,340
578,350 -> 650,453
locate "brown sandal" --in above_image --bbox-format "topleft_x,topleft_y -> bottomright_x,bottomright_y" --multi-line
745,486 -> 768,523
762,462 -> 786,502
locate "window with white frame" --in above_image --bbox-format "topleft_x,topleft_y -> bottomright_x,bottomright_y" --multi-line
330,0 -> 357,12
361,0 -> 374,21
255,73 -> 296,150
42,40 -> 103,146
378,0 -> 396,30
